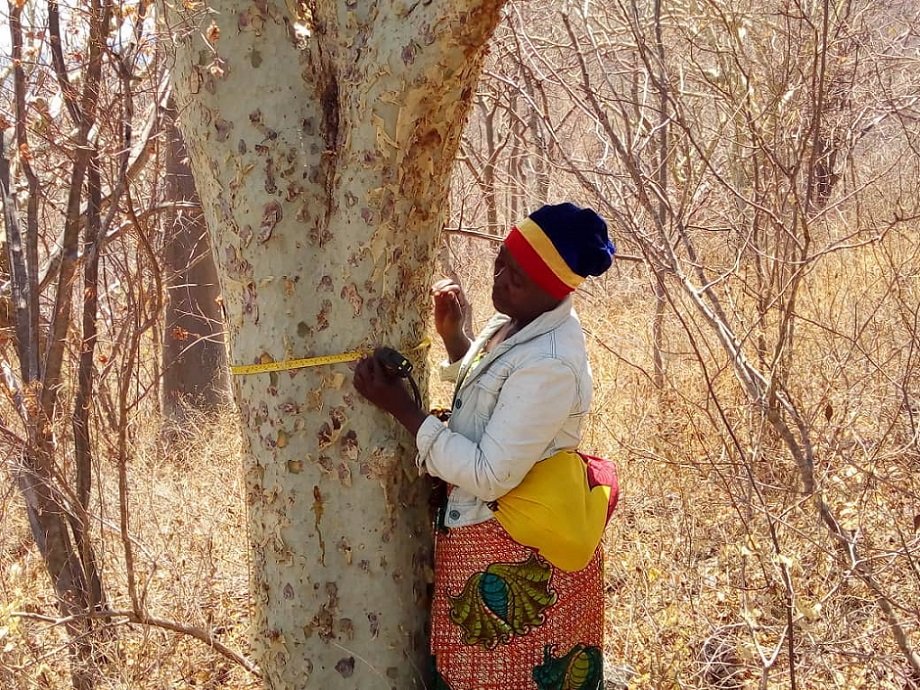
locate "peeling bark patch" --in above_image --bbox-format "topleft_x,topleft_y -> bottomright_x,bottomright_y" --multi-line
224,245 -> 252,278
306,387 -> 323,412
341,430 -> 358,461
335,657 -> 355,678
316,299 -> 331,330
309,222 -> 333,247
285,183 -> 303,201
259,201 -> 283,243
287,458 -> 304,474
305,583 -> 339,642
312,485 -> 326,565
340,283 -> 364,316
279,399 -> 301,415
317,455 -> 335,476
209,57 -> 229,80
401,43 -> 418,65
276,429 -> 289,448
337,538 -> 352,565
361,447 -> 395,482
214,118 -> 233,142
317,422 -> 333,450
237,8 -> 265,34
243,282 -> 259,324
264,157 -> 277,194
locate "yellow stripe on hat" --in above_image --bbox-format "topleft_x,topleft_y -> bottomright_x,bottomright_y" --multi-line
517,217 -> 584,290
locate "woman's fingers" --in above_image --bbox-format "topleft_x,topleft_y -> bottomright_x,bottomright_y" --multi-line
432,278 -> 459,293
432,281 -> 465,302
433,283 -> 465,312
354,355 -> 382,393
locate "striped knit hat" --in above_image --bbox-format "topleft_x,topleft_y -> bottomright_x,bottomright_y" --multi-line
503,203 -> 615,299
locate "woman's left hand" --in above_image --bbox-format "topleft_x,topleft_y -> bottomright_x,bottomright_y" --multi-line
353,352 -> 413,416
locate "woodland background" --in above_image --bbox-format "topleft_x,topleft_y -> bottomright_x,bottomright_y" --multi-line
2,0 -> 920,688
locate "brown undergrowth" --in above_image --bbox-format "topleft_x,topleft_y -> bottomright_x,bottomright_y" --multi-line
0,408 -> 257,689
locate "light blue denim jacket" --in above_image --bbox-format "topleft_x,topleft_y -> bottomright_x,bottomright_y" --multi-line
415,297 -> 594,528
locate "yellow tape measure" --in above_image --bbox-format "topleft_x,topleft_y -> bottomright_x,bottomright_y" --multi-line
230,337 -> 431,376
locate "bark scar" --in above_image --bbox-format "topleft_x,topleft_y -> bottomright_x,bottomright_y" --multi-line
316,40 -> 339,232
312,484 -> 326,565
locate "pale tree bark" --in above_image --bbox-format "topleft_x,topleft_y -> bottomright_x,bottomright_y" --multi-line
163,1 -> 505,687
162,99 -> 229,423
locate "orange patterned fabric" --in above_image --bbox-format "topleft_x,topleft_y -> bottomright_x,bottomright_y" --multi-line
431,518 -> 604,690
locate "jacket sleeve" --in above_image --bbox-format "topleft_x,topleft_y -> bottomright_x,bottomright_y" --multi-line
415,357 -> 578,502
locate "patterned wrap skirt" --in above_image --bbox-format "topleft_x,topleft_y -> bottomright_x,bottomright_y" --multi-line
431,518 -> 604,690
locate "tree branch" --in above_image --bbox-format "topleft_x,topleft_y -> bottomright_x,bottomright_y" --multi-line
11,609 -> 260,677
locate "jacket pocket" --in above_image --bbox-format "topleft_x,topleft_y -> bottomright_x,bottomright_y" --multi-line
465,368 -> 507,420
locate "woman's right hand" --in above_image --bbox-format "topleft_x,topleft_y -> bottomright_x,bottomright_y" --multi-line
432,279 -> 466,339
432,279 -> 471,362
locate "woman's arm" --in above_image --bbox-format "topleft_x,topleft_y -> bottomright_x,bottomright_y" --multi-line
416,359 -> 578,501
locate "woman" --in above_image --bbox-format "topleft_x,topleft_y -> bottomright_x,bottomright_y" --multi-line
354,202 -> 616,690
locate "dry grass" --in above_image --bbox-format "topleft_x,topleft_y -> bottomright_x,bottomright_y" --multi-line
0,409 -> 258,689
2,237 -> 919,689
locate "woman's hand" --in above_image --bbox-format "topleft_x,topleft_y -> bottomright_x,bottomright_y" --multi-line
353,351 -> 427,435
432,279 -> 471,362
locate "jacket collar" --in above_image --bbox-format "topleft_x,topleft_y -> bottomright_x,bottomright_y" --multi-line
454,296 -> 575,394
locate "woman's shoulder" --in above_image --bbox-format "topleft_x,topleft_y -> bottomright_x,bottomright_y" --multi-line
515,315 -> 587,366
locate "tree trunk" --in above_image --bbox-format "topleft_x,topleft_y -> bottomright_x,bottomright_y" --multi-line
165,1 -> 505,686
17,452 -> 96,689
477,96 -> 501,234
162,99 -> 229,423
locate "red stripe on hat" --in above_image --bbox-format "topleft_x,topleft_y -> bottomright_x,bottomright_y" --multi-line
504,227 -> 574,300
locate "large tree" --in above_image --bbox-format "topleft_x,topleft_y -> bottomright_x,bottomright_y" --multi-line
163,1 -> 506,686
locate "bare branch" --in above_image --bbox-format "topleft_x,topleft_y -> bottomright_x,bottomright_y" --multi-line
11,609 -> 260,677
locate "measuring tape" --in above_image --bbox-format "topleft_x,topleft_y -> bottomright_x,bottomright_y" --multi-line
229,337 -> 431,376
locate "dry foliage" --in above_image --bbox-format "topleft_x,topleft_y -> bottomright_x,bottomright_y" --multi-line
2,0 -> 920,688
1,409 -> 257,689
